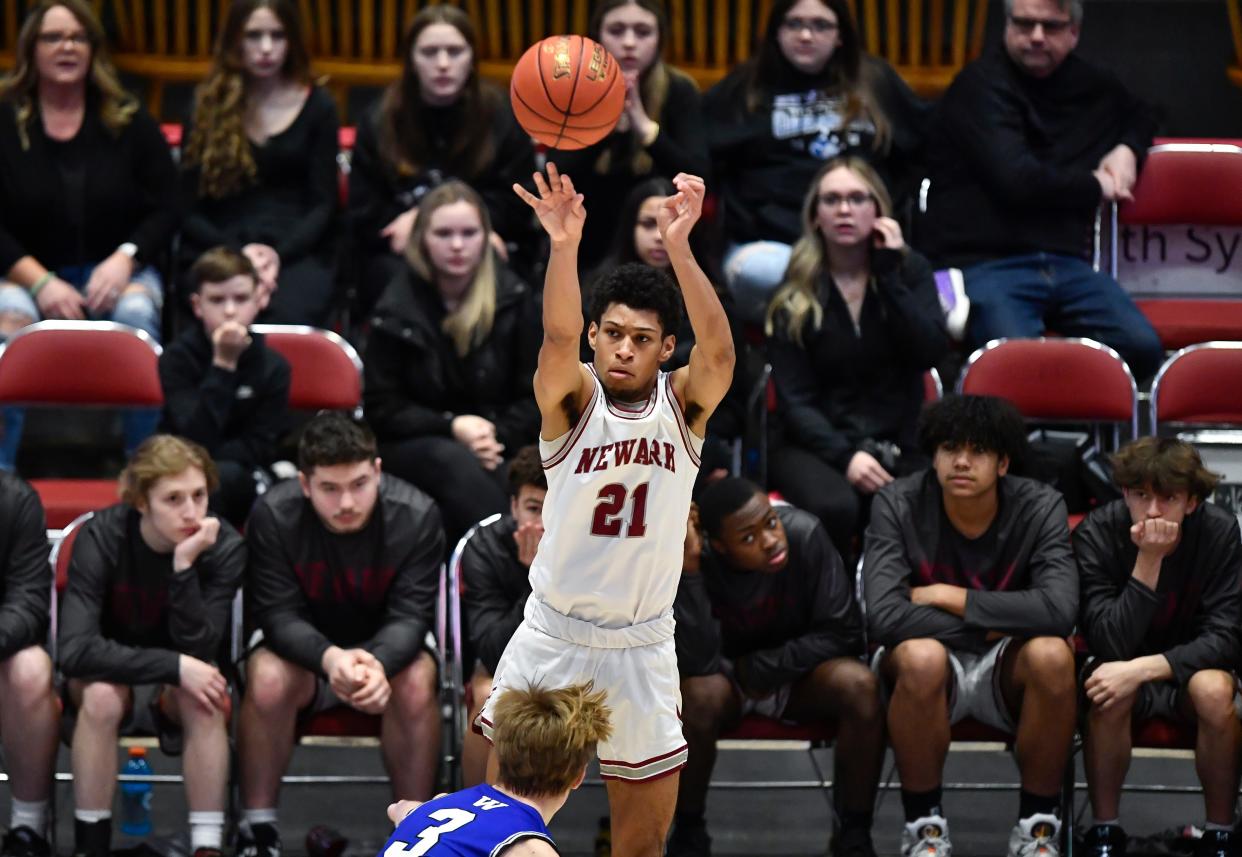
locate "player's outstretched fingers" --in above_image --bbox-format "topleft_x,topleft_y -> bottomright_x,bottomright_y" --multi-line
531,170 -> 551,198
513,183 -> 539,206
546,161 -> 561,189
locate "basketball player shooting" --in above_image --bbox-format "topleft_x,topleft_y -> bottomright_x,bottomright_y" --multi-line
470,163 -> 734,856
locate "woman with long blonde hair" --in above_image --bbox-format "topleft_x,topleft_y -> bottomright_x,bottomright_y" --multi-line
0,0 -> 179,468
181,0 -> 339,325
364,181 -> 540,540
765,156 -> 947,558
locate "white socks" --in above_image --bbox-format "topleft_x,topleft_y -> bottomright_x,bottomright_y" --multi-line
10,799 -> 48,836
189,811 -> 226,851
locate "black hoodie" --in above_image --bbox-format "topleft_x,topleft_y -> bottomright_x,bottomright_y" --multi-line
364,263 -> 541,452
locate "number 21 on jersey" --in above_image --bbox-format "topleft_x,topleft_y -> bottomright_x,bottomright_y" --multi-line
590,482 -> 649,537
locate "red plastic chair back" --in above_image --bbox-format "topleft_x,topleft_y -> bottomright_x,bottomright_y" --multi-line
1151,342 -> 1242,428
0,322 -> 163,407
51,511 -> 94,595
250,325 -> 362,411
1120,142 -> 1242,226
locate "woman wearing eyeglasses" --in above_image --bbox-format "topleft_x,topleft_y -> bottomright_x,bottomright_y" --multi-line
764,157 -> 947,560
704,0 -> 928,326
0,0 -> 179,469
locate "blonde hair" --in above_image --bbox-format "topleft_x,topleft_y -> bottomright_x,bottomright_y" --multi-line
405,181 -> 497,358
765,156 -> 894,346
492,682 -> 613,798
0,0 -> 138,150
119,435 -> 220,507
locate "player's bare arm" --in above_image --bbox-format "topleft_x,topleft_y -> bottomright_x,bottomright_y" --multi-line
514,163 -> 595,440
661,174 -> 735,438
500,839 -> 559,857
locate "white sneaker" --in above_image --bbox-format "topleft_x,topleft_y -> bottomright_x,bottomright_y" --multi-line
902,815 -> 952,857
1007,814 -> 1061,857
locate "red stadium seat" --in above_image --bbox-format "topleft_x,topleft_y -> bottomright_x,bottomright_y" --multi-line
1112,141 -> 1242,349
0,322 -> 163,528
958,337 -> 1139,443
249,324 -> 362,413
1150,341 -> 1242,431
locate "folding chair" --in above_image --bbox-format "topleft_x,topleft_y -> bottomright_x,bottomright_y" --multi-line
958,337 -> 1140,447
249,325 -> 362,414
0,322 -> 163,528
1150,342 -> 1242,432
1109,141 -> 1242,350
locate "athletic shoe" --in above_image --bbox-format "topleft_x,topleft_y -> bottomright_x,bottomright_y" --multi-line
1008,814 -> 1061,857
1194,829 -> 1236,857
665,819 -> 711,857
1084,823 -> 1128,857
237,823 -> 282,857
1,827 -> 50,857
902,815 -> 952,857
831,826 -> 879,857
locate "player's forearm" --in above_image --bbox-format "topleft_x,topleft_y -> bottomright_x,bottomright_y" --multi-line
542,240 -> 584,343
669,247 -> 732,362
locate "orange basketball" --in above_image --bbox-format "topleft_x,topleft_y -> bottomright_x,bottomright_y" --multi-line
509,35 -> 626,151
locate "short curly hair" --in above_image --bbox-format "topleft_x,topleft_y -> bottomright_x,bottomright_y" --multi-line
918,394 -> 1030,465
1111,436 -> 1220,502
588,262 -> 683,338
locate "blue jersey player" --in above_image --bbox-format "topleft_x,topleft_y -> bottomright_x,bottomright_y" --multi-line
380,683 -> 611,857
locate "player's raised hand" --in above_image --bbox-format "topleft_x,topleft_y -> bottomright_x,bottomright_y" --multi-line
513,162 -> 585,245
658,173 -> 705,249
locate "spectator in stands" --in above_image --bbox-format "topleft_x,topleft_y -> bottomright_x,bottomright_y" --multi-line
0,475 -> 58,857
459,445 -> 544,787
0,0 -> 178,469
703,0 -> 927,324
158,247 -> 291,526
349,4 -> 535,311
181,0 -> 340,327
364,181 -> 540,542
237,413 -> 443,857
863,395 -> 1077,857
550,0 -> 710,270
1075,438 -> 1242,857
58,437 -> 243,857
672,479 -> 883,857
917,0 -> 1163,381
590,177 -> 749,485
765,157 -> 947,559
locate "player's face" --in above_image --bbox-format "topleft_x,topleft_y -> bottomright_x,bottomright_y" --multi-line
35,5 -> 92,88
1004,0 -> 1078,79
412,22 -> 473,106
191,275 -> 260,337
814,166 -> 878,249
1122,484 -> 1198,527
511,484 -> 546,529
933,443 -> 1009,502
713,492 -> 789,574
240,6 -> 289,81
598,2 -> 660,77
422,200 -> 487,283
588,303 -> 675,401
299,459 -> 382,534
137,467 -> 210,551
633,196 -> 668,268
776,0 -> 841,76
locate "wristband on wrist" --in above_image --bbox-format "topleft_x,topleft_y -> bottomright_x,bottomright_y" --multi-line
29,271 -> 54,298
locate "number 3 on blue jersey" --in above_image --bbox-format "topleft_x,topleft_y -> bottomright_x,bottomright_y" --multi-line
384,809 -> 476,857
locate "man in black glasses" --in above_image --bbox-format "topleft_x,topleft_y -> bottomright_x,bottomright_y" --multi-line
917,0 -> 1164,383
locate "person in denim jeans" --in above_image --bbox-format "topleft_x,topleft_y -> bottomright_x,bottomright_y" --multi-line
918,0 -> 1163,382
0,1 -> 178,469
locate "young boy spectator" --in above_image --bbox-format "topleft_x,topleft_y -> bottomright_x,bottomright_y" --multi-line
237,412 -> 444,857
58,436 -> 244,857
1075,437 -> 1242,857
158,247 -> 291,525
672,478 -> 884,857
460,445 -> 545,786
0,474 -> 58,857
863,395 -> 1078,857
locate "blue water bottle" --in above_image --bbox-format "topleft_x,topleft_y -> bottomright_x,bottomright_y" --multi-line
120,747 -> 153,836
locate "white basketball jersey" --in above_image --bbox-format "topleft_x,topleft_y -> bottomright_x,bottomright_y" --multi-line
532,366 -> 703,629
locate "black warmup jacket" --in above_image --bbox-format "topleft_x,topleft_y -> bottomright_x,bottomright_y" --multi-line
767,249 -> 948,471
245,476 -> 444,678
158,325 -> 291,469
58,505 -> 245,685
0,473 -> 51,660
675,505 -> 863,697
919,46 -> 1159,269
863,470 -> 1078,653
1075,499 -> 1242,685
364,264 -> 541,452
460,514 -> 530,676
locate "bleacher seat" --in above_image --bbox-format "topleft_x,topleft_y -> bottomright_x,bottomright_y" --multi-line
0,322 -> 163,528
1150,341 -> 1242,432
249,324 -> 363,413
